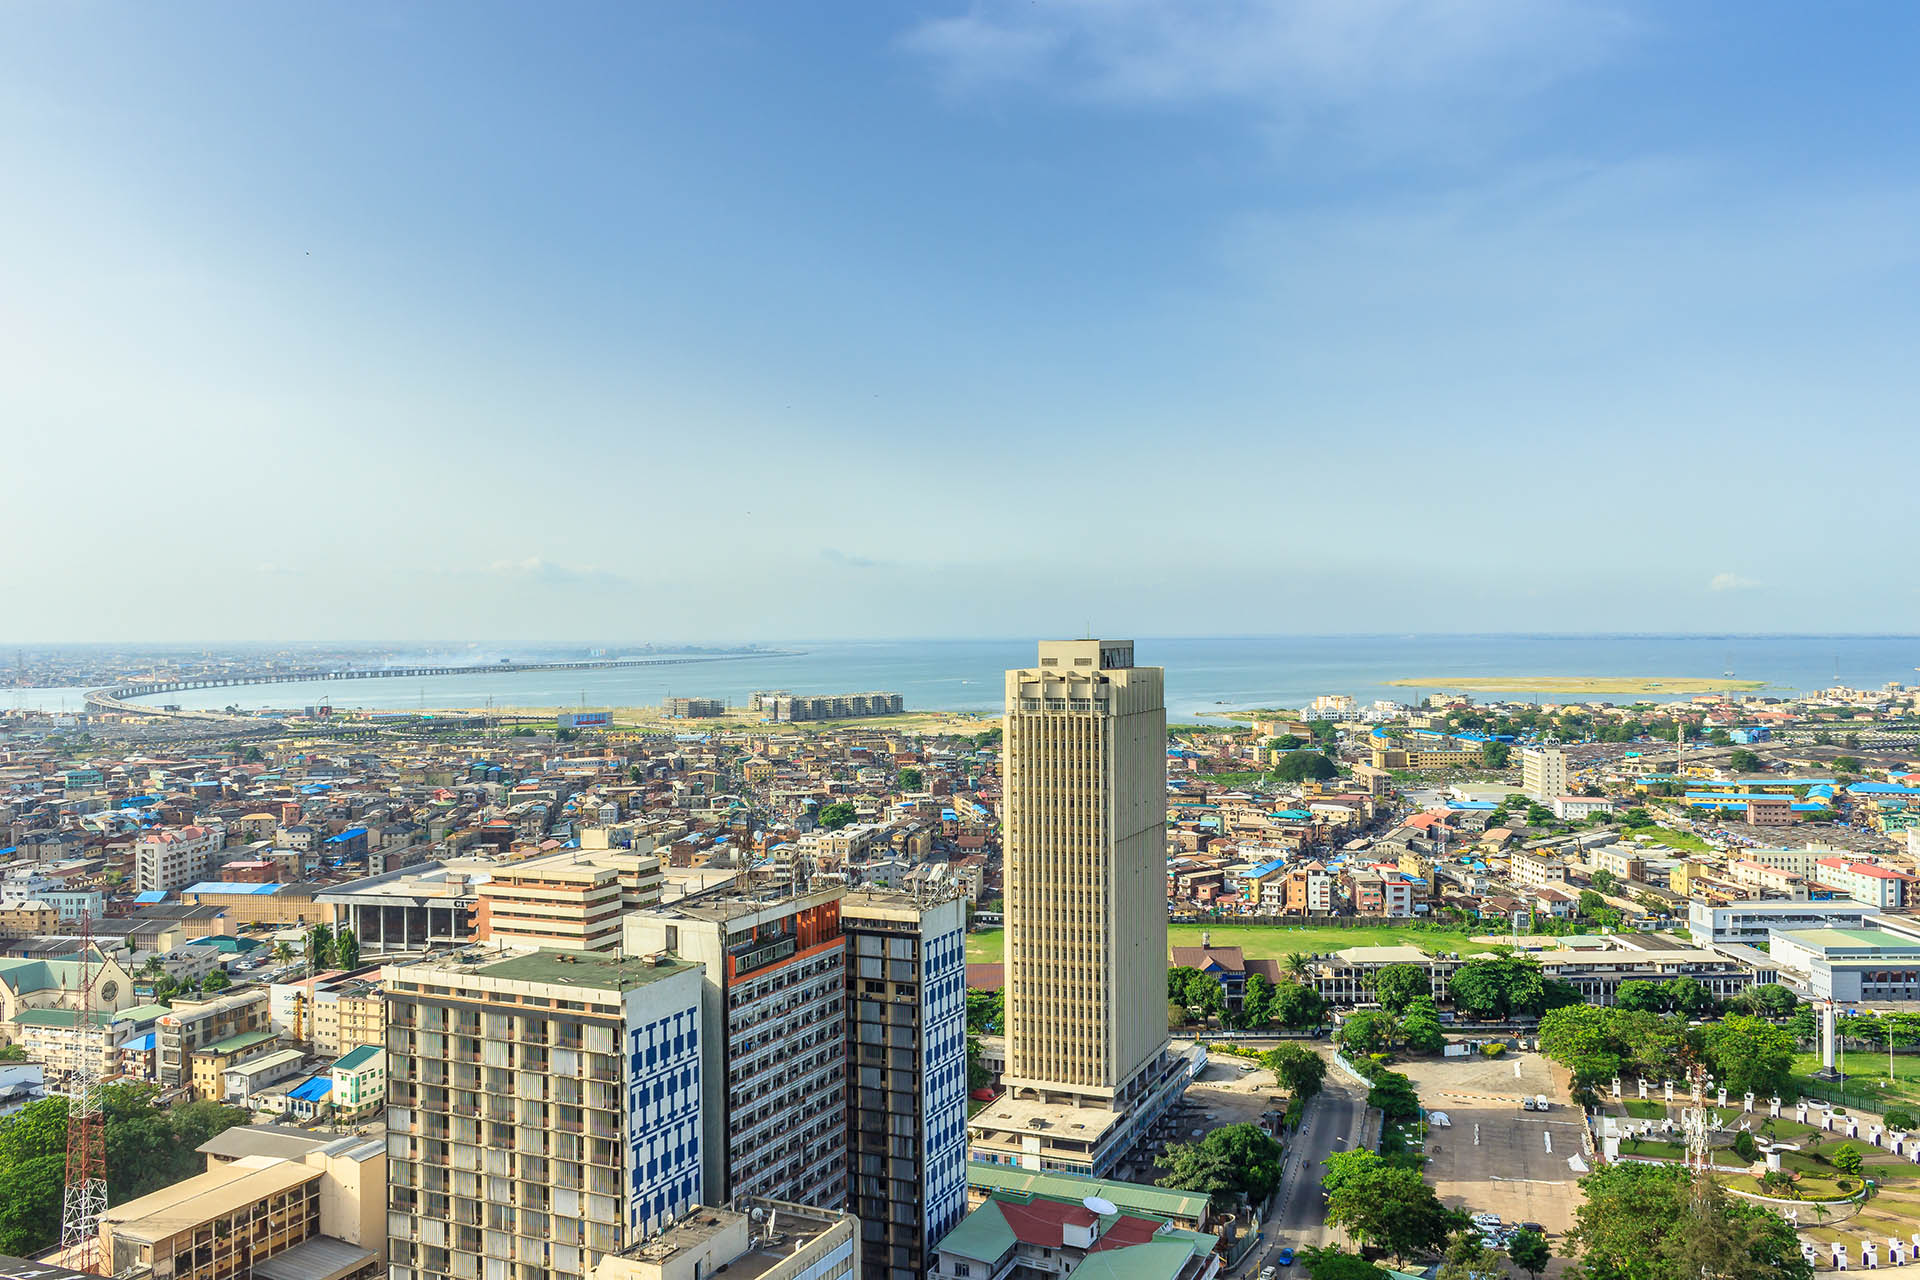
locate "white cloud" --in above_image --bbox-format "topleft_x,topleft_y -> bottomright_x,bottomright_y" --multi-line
902,0 -> 1637,157
487,557 -> 632,588
1708,572 -> 1761,592
821,548 -> 889,569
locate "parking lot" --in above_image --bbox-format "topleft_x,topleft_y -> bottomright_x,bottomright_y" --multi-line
1397,1050 -> 1587,1239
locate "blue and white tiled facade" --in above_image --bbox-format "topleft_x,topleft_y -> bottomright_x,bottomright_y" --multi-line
626,1000 -> 702,1237
922,921 -> 969,1248
845,892 -> 972,1280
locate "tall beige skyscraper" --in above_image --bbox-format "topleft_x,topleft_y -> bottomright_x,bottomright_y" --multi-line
968,639 -> 1189,1176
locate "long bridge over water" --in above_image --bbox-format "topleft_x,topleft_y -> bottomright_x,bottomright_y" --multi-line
85,652 -> 786,713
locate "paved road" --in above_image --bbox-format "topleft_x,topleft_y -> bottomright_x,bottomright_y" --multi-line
1238,1062 -> 1371,1272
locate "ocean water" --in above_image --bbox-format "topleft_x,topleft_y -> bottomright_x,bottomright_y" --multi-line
71,635 -> 1920,719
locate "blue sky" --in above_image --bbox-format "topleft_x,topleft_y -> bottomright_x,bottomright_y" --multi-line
4,2 -> 1918,642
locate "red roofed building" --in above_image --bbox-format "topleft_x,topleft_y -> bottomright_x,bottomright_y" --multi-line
935,1185 -> 1221,1280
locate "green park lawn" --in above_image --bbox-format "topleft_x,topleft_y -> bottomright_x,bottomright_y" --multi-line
963,922 -> 1500,967
1791,1051 -> 1920,1110
1622,1098 -> 1667,1120
1619,824 -> 1718,855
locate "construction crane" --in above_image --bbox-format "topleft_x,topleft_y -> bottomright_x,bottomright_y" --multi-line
59,911 -> 107,1274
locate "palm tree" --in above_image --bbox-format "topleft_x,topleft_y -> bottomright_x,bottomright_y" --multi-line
1284,953 -> 1311,982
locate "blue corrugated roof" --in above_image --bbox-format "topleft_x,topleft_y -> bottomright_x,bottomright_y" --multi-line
288,1075 -> 333,1102
133,890 -> 168,904
181,881 -> 285,896
122,1033 -> 155,1051
323,827 -> 366,844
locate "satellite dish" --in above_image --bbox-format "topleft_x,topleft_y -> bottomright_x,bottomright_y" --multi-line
1084,1196 -> 1117,1217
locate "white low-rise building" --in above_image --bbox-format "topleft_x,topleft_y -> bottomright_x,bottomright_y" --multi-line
1688,898 -> 1877,946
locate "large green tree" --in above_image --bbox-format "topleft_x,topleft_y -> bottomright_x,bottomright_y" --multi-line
1438,1230 -> 1503,1280
306,922 -> 336,970
1448,953 -> 1546,1020
1566,1164 -> 1811,1280
1262,1042 -> 1326,1100
1371,964 -> 1431,1016
1338,1010 -> 1397,1056
1322,1150 -> 1461,1265
1273,750 -> 1339,783
1298,1249 -> 1390,1280
1399,997 -> 1445,1055
1367,1071 -> 1421,1125
1508,1228 -> 1550,1279
1241,973 -> 1276,1028
965,989 -> 1004,1034
816,801 -> 857,830
1158,1123 -> 1284,1207
1700,1015 -> 1796,1098
0,1085 -> 250,1257
1272,980 -> 1328,1030
1729,984 -> 1798,1018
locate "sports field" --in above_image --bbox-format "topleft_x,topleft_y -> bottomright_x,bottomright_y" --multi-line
964,922 -> 1499,966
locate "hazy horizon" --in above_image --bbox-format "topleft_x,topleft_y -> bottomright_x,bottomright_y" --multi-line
8,629 -> 1920,652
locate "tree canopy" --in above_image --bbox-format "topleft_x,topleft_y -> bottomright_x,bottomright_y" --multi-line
0,1084 -> 250,1257
1321,1150 -> 1462,1265
1159,1123 -> 1284,1207
1567,1164 -> 1810,1280
1370,964 -> 1431,1016
816,801 -> 857,830
1272,980 -> 1328,1030
1262,1043 -> 1327,1099
1273,750 -> 1339,783
1699,1015 -> 1796,1098
1448,953 -> 1547,1020
1298,1248 -> 1390,1280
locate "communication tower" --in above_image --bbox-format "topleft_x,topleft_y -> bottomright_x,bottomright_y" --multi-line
59,912 -> 108,1274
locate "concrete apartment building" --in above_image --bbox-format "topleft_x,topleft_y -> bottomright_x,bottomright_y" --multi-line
663,698 -> 725,718
588,1197 -> 858,1280
624,886 -> 850,1209
157,987 -> 271,1090
970,641 -> 1188,1177
1727,859 -> 1809,900
384,948 -> 706,1280
1521,748 -> 1567,803
1509,850 -> 1571,888
101,1131 -> 385,1280
1349,870 -> 1415,918
766,692 -> 906,722
840,890 -> 969,1280
1283,862 -> 1333,914
478,856 -> 627,951
134,823 -> 226,893
1815,857 -> 1915,909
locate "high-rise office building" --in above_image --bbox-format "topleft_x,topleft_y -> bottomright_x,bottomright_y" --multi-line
840,890 -> 969,1280
624,885 -> 849,1210
968,640 -> 1189,1176
1521,746 -> 1567,803
384,948 -> 705,1280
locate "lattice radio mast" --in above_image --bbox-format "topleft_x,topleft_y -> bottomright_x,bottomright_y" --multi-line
59,911 -> 108,1274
